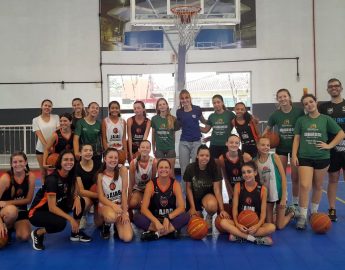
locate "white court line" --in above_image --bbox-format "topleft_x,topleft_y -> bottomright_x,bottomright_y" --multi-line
322,189 -> 345,204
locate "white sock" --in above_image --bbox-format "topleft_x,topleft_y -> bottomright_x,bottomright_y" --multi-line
247,235 -> 256,242
292,197 -> 299,205
311,203 -> 319,214
299,207 -> 308,218
155,232 -> 160,238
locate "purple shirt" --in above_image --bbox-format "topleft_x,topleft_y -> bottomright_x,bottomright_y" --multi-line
176,105 -> 202,142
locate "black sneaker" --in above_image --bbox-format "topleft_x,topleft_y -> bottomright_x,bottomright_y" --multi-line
100,224 -> 111,240
31,229 -> 45,250
165,230 -> 180,239
141,231 -> 159,241
113,226 -> 119,239
70,230 -> 92,242
328,208 -> 337,222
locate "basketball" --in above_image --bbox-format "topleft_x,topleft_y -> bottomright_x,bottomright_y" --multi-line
266,132 -> 280,149
238,210 -> 259,228
215,215 -> 226,234
187,216 -> 208,240
90,183 -> 97,193
310,213 -> 332,234
46,153 -> 59,167
117,150 -> 127,165
0,234 -> 8,249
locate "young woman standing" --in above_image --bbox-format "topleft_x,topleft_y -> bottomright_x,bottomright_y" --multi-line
71,98 -> 86,131
292,94 -> 344,229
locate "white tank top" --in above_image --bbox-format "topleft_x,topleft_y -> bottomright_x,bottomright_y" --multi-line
133,156 -> 154,191
105,117 -> 125,150
101,172 -> 122,203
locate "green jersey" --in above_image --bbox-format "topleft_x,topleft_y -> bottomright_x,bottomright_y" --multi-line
74,119 -> 102,155
294,114 -> 341,159
268,107 -> 304,152
151,115 -> 178,151
207,110 -> 235,146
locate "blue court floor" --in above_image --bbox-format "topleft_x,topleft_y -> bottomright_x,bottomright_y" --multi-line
1,175 -> 345,270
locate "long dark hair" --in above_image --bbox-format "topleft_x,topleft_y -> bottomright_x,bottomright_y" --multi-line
135,140 -> 151,173
242,160 -> 260,183
134,100 -> 147,118
108,101 -> 121,117
72,98 -> 86,118
100,148 -> 120,181
194,144 -> 217,180
9,151 -> 30,175
235,102 -> 252,122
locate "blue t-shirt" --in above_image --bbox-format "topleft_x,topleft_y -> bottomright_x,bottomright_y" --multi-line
176,105 -> 202,142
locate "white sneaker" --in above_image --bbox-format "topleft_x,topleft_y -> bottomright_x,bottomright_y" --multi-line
79,215 -> 87,230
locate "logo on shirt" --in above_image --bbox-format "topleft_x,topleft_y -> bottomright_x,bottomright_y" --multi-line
327,108 -> 334,114
136,128 -> 142,134
245,196 -> 252,205
192,114 -> 196,119
141,174 -> 149,181
113,127 -> 119,134
342,106 -> 345,112
109,182 -> 116,191
309,124 -> 317,129
283,119 -> 290,125
160,123 -> 166,129
232,168 -> 239,176
160,196 -> 168,207
16,188 -> 23,197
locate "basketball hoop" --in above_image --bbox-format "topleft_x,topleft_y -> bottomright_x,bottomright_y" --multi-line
171,5 -> 201,47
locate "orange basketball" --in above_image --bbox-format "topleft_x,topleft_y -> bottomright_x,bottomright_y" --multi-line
187,216 -> 208,240
310,213 -> 332,234
238,210 -> 259,228
117,150 -> 127,165
46,153 -> 59,167
266,132 -> 280,149
0,234 -> 8,249
215,215 -> 226,234
89,183 -> 97,193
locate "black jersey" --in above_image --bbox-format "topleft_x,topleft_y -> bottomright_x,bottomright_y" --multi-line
149,177 -> 176,218
223,151 -> 244,186
238,182 -> 262,217
75,161 -> 98,190
130,116 -> 149,153
29,171 -> 74,217
234,118 -> 257,147
54,129 -> 74,153
319,100 -> 345,152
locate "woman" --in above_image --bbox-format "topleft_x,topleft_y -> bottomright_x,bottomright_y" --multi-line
176,90 -> 206,184
233,102 -> 260,158
29,150 -> 92,251
97,148 -> 133,242
0,152 -> 35,242
220,161 -> 276,245
127,100 -> 151,161
201,95 -> 235,162
292,94 -> 344,229
184,145 -> 229,228
71,98 -> 86,131
74,102 -> 103,171
263,89 -> 304,208
32,99 -> 60,182
75,144 -> 100,229
128,140 -> 157,210
43,113 -> 74,168
151,98 -> 179,177
133,159 -> 189,241
256,137 -> 295,229
219,134 -> 252,204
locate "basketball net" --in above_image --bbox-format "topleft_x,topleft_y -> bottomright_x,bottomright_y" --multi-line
171,5 -> 201,47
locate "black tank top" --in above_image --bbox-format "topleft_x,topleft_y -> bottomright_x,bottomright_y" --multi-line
238,181 -> 262,217
223,151 -> 244,186
234,118 -> 257,147
149,177 -> 176,218
54,129 -> 74,153
131,116 -> 148,152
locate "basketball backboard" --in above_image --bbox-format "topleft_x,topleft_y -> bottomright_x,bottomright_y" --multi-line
130,0 -> 240,26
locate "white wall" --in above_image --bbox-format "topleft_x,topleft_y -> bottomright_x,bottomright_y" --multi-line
0,0 -> 344,109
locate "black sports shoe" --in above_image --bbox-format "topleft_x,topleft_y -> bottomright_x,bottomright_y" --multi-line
100,224 -> 111,240
31,229 -> 45,250
328,208 -> 337,222
70,230 -> 92,242
141,231 -> 159,241
165,230 -> 180,239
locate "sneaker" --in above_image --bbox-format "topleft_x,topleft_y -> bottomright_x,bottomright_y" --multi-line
296,216 -> 307,230
285,205 -> 298,219
229,234 -> 245,243
165,230 -> 180,239
100,224 -> 111,240
254,236 -> 273,246
141,231 -> 159,241
328,208 -> 337,222
70,230 -> 92,242
79,215 -> 87,230
31,229 -> 45,250
205,214 -> 213,229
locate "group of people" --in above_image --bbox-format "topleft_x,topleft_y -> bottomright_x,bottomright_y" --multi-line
0,78 -> 344,250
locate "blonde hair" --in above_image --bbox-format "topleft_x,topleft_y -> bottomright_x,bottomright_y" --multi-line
155,98 -> 176,130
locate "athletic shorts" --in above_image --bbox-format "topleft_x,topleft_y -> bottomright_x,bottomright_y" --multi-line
35,150 -> 43,155
155,149 -> 176,158
275,149 -> 291,157
298,158 -> 330,170
210,145 -> 227,159
328,150 -> 345,172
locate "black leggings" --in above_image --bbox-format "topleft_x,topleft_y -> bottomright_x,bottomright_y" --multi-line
29,197 -> 85,234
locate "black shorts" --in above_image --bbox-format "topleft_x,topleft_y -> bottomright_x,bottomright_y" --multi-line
275,149 -> 291,157
210,145 -> 227,159
17,210 -> 29,221
35,150 -> 43,155
298,158 -> 330,170
329,150 -> 345,172
242,144 -> 258,158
